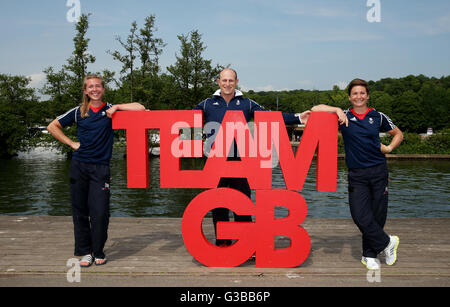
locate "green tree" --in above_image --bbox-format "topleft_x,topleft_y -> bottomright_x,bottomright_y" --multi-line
108,21 -> 138,102
40,14 -> 96,157
325,86 -> 348,110
136,15 -> 165,77
134,15 -> 166,109
64,13 -> 96,105
420,81 -> 450,131
0,75 -> 40,158
40,66 -> 72,117
166,30 -> 222,109
369,91 -> 394,115
391,90 -> 424,132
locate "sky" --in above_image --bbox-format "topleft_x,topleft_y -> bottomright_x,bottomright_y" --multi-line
1,0 -> 449,96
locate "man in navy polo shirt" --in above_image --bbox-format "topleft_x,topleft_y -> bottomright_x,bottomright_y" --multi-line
194,68 -> 311,247
312,79 -> 404,270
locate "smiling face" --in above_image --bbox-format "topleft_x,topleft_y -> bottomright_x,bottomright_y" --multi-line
84,77 -> 105,103
217,68 -> 238,97
349,85 -> 370,110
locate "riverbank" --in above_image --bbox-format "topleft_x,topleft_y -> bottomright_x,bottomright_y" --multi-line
343,154 -> 450,159
383,154 -> 450,159
289,142 -> 450,159
1,216 -> 449,287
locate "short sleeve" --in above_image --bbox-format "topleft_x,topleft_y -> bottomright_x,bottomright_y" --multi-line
193,99 -> 207,112
57,107 -> 78,128
379,112 -> 396,132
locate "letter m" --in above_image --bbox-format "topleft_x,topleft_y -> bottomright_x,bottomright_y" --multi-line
255,112 -> 338,191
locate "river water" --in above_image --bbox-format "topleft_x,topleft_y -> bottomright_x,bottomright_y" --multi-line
0,147 -> 449,218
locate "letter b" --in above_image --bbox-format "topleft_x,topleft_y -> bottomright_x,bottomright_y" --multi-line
255,190 -> 310,268
181,188 -> 311,268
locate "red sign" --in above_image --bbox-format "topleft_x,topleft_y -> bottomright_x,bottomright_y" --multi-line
113,111 -> 338,267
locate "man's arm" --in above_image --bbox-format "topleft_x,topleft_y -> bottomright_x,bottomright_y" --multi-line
295,111 -> 311,125
249,99 -> 311,125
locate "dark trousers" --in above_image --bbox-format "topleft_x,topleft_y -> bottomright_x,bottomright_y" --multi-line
70,160 -> 110,259
348,163 -> 390,258
213,177 -> 252,246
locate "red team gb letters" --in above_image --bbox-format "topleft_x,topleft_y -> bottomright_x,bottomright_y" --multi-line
113,111 -> 338,268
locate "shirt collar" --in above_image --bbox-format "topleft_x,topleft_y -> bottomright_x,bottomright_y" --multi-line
213,89 -> 244,97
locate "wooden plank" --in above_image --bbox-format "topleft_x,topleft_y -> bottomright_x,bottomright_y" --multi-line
0,216 -> 449,286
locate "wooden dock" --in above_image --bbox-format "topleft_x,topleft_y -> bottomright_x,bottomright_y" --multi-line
0,216 -> 449,287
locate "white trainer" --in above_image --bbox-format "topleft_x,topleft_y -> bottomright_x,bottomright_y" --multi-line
361,256 -> 380,270
384,235 -> 399,265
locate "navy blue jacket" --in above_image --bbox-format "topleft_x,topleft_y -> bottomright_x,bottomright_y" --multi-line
194,90 -> 301,158
194,90 -> 301,125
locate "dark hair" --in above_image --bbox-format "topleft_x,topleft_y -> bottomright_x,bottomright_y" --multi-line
347,79 -> 369,96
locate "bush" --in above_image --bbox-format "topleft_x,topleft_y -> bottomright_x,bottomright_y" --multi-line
423,132 -> 450,154
337,131 -> 450,155
381,131 -> 450,154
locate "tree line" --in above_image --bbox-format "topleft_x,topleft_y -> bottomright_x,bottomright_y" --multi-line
0,14 -> 449,158
246,75 -> 450,134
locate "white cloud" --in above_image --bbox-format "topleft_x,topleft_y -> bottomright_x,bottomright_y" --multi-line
27,73 -> 46,89
334,81 -> 348,90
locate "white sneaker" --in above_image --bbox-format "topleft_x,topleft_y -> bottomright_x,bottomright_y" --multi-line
361,256 -> 380,270
384,235 -> 399,265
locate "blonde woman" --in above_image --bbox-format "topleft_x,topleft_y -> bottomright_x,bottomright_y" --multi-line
47,74 -> 144,266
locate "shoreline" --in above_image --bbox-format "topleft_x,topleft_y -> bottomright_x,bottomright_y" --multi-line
289,142 -> 450,159
11,144 -> 450,160
339,154 -> 450,159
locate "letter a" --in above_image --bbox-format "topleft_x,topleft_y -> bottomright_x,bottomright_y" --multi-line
66,0 -> 81,23
367,0 -> 381,23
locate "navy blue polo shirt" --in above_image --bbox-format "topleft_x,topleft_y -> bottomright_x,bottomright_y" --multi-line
194,90 -> 301,126
57,103 -> 114,165
340,108 -> 396,169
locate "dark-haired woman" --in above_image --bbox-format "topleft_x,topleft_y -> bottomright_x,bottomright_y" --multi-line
312,79 -> 403,270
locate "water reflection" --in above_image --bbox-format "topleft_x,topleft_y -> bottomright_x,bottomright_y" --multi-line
0,147 -> 448,218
